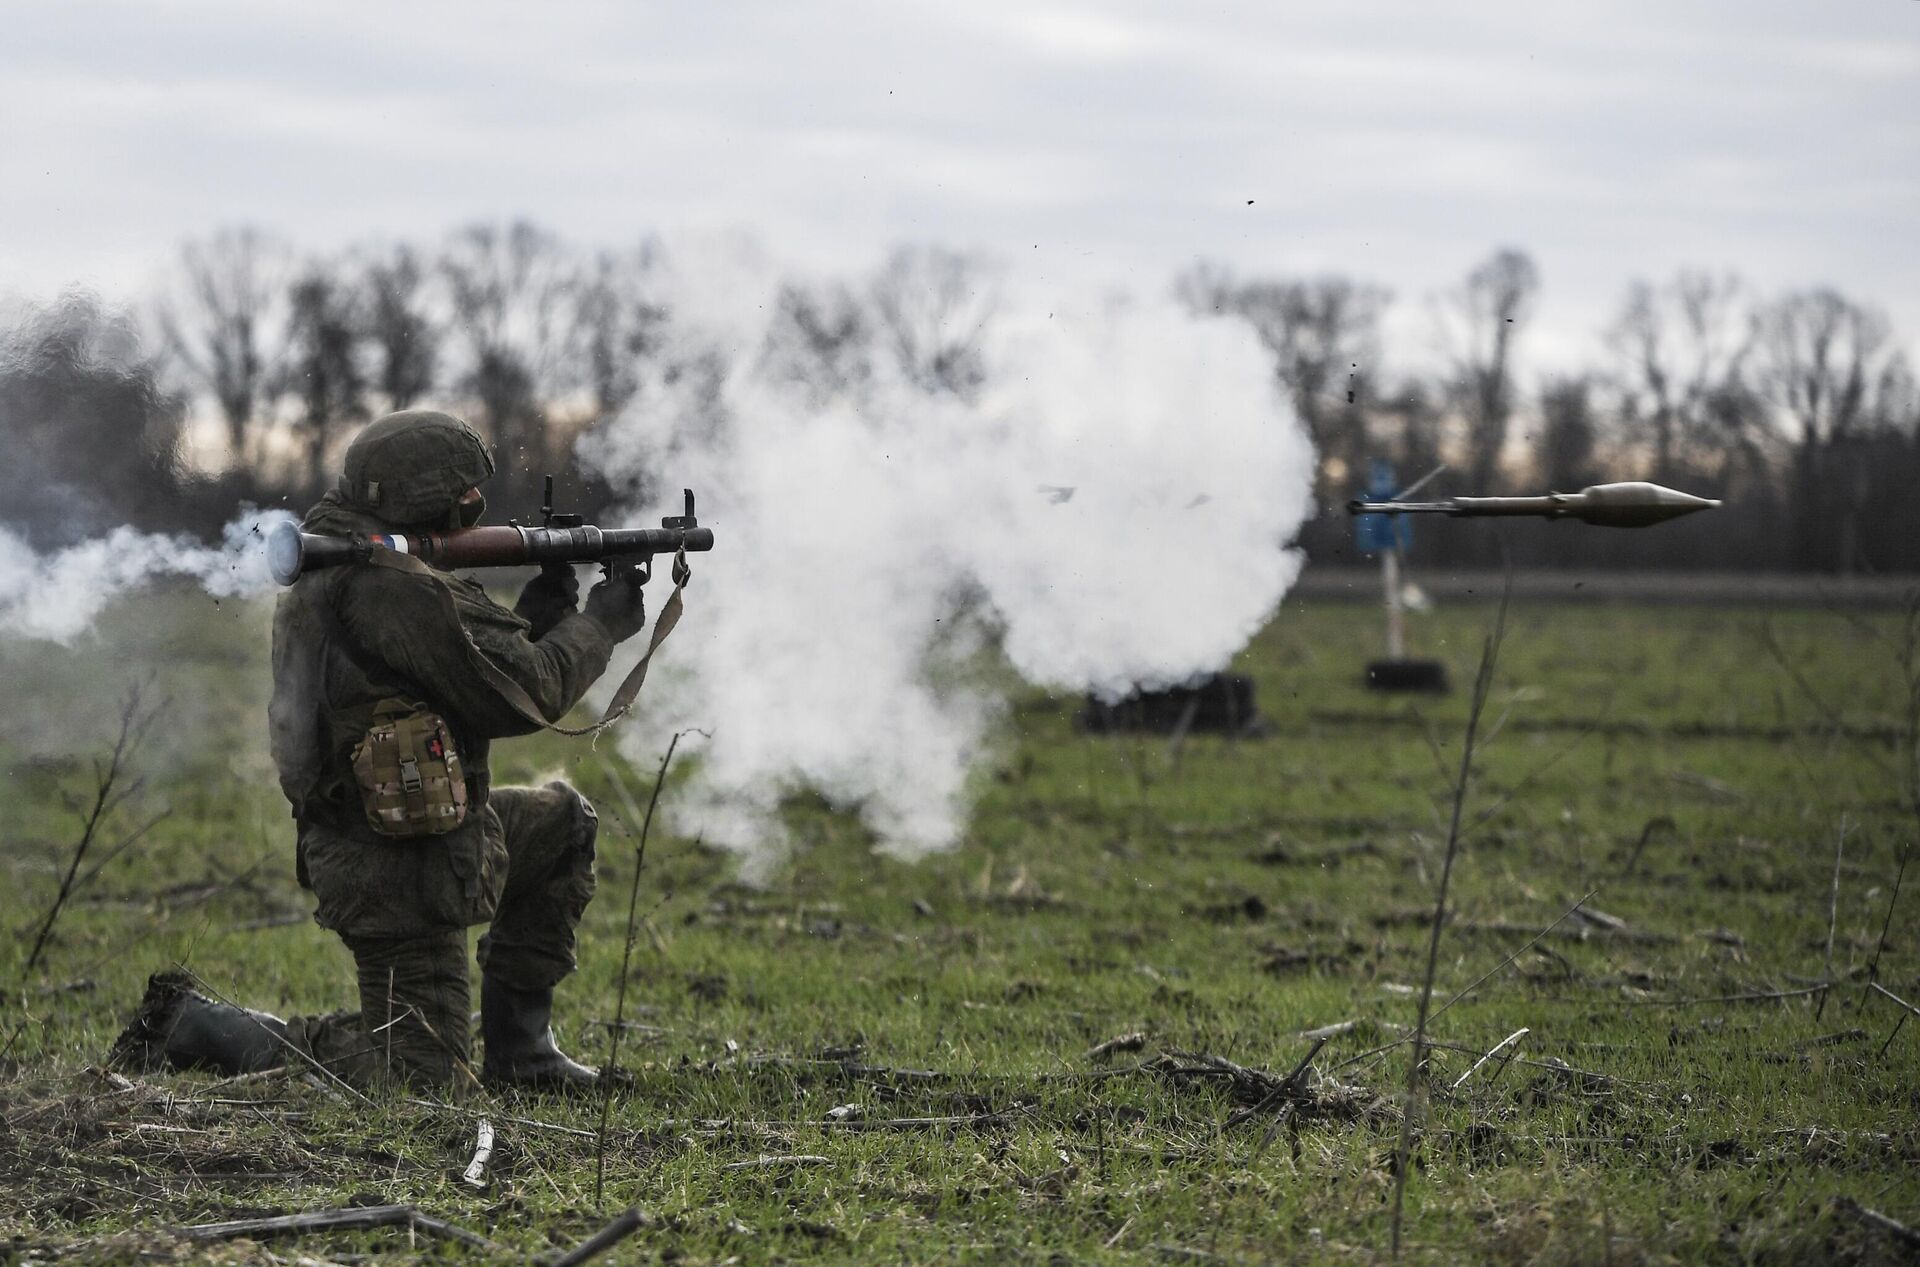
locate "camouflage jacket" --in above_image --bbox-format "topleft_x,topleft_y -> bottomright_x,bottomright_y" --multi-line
269,493 -> 614,853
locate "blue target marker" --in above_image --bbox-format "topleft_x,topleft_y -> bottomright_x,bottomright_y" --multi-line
1354,461 -> 1412,555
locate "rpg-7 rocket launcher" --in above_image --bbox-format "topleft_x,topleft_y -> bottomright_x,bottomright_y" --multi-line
1347,480 -> 1719,528
267,477 -> 715,586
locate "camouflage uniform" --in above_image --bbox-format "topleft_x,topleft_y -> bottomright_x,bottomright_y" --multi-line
268,412 -> 620,1087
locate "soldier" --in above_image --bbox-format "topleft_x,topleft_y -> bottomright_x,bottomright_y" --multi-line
113,409 -> 649,1089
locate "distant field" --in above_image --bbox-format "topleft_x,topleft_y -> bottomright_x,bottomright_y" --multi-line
1,587 -> 1915,1265
1293,566 -> 1920,609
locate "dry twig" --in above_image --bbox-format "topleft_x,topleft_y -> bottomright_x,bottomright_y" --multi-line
1087,1031 -> 1149,1061
1391,577 -> 1509,1258
596,729 -> 704,1207
1834,1195 -> 1920,1251
1869,981 -> 1919,1057
461,1117 -> 494,1189
1865,843 -> 1909,987
724,1153 -> 833,1170
1622,984 -> 1829,1008
548,1207 -> 654,1267
23,683 -> 163,973
1818,818 -> 1848,1020
173,1204 -> 500,1252
1869,982 -> 1920,1022
1451,1027 -> 1530,1090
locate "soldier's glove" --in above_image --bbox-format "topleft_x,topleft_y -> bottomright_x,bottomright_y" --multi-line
515,563 -> 580,640
584,567 -> 648,643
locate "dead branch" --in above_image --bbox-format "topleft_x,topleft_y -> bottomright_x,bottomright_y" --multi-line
724,1153 -> 833,1170
174,1204 -> 500,1252
591,1018 -> 674,1037
403,1096 -> 599,1139
1087,1031 -> 1149,1061
662,1108 -> 1024,1134
1454,915 -> 1673,945
1434,891 -> 1601,1024
461,1117 -> 494,1189
1834,1196 -> 1920,1251
822,1108 -> 1023,1131
1333,895 -> 1597,1080
1622,984 -> 1829,1008
1869,982 -> 1920,1022
740,1054 -> 949,1081
547,1207 -> 654,1267
1795,1029 -> 1869,1050
1424,1040 -> 1642,1087
1393,577 -> 1509,1259
596,729 -> 702,1207
23,683 -> 161,973
1818,819 -> 1849,1021
1451,1027 -> 1530,1090
1865,844 -> 1909,986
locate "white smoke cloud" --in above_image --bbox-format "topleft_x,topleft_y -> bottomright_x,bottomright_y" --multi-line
0,508 -> 297,642
583,248 -> 1315,872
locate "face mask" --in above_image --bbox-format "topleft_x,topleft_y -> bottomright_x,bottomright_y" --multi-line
456,494 -> 486,529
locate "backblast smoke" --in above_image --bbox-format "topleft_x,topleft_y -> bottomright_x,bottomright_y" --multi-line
1,247 -> 1316,873
581,244 -> 1316,872
0,511 -> 296,642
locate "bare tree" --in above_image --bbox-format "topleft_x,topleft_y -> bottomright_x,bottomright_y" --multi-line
280,267 -> 367,492
1375,376 -> 1445,491
1442,248 -> 1539,495
572,245 -> 671,423
0,296 -> 187,543
759,280 -> 872,407
1605,271 -> 1755,480
1179,265 -> 1389,495
157,227 -> 290,466
1535,375 -> 1600,492
868,246 -> 997,400
1758,288 -> 1901,450
361,244 -> 439,412
440,221 -> 576,507
1757,289 -> 1911,570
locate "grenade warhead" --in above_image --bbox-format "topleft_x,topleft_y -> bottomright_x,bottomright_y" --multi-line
1347,481 -> 1720,528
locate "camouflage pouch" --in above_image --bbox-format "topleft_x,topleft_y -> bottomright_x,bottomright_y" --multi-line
349,700 -> 468,838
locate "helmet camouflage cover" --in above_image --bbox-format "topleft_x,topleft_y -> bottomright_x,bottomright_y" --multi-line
339,410 -> 495,527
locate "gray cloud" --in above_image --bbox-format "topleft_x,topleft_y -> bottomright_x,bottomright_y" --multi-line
2,0 -> 1915,371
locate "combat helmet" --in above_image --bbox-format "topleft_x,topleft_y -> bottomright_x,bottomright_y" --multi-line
339,409 -> 495,529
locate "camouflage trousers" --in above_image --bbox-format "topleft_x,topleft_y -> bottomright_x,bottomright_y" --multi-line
284,781 -> 598,1088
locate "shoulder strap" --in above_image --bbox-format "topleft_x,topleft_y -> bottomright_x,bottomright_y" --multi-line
363,550 -> 686,740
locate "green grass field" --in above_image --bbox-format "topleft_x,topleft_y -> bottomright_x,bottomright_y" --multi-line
2,587 -> 1915,1265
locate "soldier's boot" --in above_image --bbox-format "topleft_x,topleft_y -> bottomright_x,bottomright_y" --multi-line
480,977 -> 597,1090
109,970 -> 290,1076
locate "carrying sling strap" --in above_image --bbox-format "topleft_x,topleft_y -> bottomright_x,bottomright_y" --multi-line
364,548 -> 689,740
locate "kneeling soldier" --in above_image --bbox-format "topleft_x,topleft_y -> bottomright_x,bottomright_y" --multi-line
114,410 -> 648,1089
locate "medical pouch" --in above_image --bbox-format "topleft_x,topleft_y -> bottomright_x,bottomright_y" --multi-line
349,700 -> 468,838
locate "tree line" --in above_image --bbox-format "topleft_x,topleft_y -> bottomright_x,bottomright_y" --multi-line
2,222 -> 1914,572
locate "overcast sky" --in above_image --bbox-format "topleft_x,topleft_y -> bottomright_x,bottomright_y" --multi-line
4,0 -> 1916,374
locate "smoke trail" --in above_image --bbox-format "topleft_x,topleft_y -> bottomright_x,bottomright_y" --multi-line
0,509 -> 296,643
582,247 -> 1315,872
